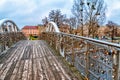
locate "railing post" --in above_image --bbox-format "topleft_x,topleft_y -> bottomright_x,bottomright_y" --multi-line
72,38 -> 75,66
116,51 -> 120,80
112,50 -> 119,80
59,33 -> 61,55
56,33 -> 60,51
85,42 -> 89,80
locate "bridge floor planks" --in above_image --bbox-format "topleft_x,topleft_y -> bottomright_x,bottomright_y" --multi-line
0,40 -> 81,80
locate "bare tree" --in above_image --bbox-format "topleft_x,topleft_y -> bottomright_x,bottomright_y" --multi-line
48,10 -> 66,27
68,17 -> 77,29
106,21 -> 118,41
86,0 -> 106,38
72,0 -> 84,35
64,17 -> 77,33
72,0 -> 106,37
42,17 -> 48,26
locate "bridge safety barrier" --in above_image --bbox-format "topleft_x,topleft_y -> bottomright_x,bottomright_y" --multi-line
40,32 -> 120,80
0,32 -> 26,53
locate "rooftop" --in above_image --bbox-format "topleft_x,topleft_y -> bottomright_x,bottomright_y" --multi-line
22,26 -> 38,29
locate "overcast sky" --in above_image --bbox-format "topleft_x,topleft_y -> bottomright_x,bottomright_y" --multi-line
0,0 -> 120,28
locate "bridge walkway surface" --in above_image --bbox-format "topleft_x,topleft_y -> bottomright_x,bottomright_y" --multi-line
0,40 -> 83,80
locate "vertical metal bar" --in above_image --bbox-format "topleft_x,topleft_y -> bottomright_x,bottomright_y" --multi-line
72,39 -> 74,64
116,51 -> 120,80
85,42 -> 89,80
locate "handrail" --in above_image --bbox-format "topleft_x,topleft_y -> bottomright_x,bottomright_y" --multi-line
41,32 -> 120,80
54,32 -> 120,48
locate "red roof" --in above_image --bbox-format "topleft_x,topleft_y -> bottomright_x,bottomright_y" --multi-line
22,26 -> 38,29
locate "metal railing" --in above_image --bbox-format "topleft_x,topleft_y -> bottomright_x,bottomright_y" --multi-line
40,32 -> 120,80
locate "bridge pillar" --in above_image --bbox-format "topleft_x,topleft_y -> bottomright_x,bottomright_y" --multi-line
6,22 -> 10,32
14,26 -> 18,32
0,27 -> 3,32
11,24 -> 15,32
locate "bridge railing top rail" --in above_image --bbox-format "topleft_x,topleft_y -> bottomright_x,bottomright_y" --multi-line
43,32 -> 120,49
0,31 -> 22,34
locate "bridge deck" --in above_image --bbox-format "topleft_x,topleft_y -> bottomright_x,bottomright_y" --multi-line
0,40 -> 81,80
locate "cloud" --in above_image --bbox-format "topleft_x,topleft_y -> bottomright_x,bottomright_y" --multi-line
104,0 -> 120,24
0,0 -> 6,8
1,0 -> 37,16
0,0 -> 74,28
105,0 -> 120,19
0,0 -> 120,29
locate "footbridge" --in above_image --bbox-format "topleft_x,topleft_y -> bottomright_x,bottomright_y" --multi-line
0,19 -> 120,80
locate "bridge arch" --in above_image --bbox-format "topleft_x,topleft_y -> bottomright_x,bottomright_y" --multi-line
46,21 -> 60,32
45,21 -> 65,57
0,18 -> 19,33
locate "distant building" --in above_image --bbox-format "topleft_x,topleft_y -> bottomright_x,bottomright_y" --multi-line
21,26 -> 39,38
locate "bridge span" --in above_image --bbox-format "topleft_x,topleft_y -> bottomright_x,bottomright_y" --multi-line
0,40 -> 81,80
0,19 -> 120,80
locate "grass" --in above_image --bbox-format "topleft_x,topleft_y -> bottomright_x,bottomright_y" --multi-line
29,36 -> 38,40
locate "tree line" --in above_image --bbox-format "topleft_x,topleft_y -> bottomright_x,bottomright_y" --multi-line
42,0 -> 119,38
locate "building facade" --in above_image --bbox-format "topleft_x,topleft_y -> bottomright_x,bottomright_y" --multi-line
21,26 -> 39,38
